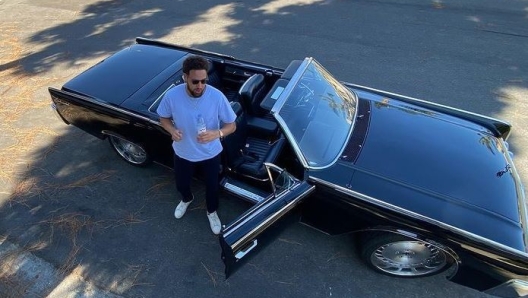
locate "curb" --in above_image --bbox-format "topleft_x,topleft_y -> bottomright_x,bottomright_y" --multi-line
0,238 -> 122,298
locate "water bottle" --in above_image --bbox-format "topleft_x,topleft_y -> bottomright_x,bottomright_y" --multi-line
196,114 -> 206,134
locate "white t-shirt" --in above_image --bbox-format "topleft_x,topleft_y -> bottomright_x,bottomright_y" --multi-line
157,84 -> 236,162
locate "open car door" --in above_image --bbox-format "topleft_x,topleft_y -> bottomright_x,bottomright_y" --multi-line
220,163 -> 315,278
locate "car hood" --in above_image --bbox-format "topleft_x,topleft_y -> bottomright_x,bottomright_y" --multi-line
330,93 -> 526,250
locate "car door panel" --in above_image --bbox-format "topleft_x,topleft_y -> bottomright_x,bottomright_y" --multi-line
220,180 -> 315,278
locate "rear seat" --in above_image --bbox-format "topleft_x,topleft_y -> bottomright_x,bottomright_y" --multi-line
208,60 -> 243,102
206,60 -> 222,90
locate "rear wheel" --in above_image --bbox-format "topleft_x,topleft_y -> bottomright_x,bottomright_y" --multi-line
360,232 -> 452,278
108,135 -> 151,166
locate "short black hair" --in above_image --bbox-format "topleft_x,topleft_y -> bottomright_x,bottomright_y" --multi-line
183,55 -> 209,74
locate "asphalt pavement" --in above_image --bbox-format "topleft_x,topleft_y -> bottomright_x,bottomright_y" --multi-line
1,0 -> 527,297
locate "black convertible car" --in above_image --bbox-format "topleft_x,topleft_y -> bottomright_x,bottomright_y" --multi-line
49,38 -> 528,297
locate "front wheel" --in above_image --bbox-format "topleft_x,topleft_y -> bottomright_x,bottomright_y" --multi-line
360,232 -> 453,278
108,135 -> 151,166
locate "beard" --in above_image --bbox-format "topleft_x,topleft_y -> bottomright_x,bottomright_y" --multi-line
186,83 -> 205,98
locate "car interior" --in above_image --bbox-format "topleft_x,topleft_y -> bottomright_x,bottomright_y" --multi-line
204,59 -> 306,203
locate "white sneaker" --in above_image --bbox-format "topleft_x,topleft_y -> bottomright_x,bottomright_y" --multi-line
207,211 -> 222,235
174,199 -> 193,219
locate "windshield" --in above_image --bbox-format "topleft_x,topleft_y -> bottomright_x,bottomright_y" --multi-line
274,59 -> 358,168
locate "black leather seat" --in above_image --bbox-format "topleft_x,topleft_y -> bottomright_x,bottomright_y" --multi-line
239,74 -> 268,116
223,101 -> 285,181
207,60 -> 221,90
238,74 -> 278,136
207,61 -> 240,102
238,136 -> 285,180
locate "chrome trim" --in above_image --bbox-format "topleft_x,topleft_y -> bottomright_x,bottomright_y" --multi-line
235,239 -> 258,260
223,183 -> 298,239
274,114 -> 309,168
269,58 -> 317,168
343,82 -> 512,139
50,88 -> 162,126
305,89 -> 358,170
147,83 -> 175,113
300,61 -> 359,170
101,130 -> 124,138
264,162 -> 287,194
101,130 -> 143,143
503,141 -> 528,250
263,162 -> 285,173
224,182 -> 265,203
271,57 -> 311,114
485,279 -> 528,296
270,58 -> 359,170
52,98 -> 69,106
230,185 -> 315,252
223,166 -> 306,241
343,82 -> 509,124
309,176 -> 528,259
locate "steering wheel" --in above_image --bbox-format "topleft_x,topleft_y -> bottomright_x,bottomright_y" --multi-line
294,81 -> 315,107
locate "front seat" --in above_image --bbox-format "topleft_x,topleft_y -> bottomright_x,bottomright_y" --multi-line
239,74 -> 268,117
222,101 -> 285,181
238,74 -> 278,136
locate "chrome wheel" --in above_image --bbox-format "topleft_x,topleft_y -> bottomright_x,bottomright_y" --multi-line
361,233 -> 451,278
108,135 -> 149,166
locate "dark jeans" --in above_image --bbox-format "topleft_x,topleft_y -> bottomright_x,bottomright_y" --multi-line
173,153 -> 221,213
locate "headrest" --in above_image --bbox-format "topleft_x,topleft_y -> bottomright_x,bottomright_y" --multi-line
281,60 -> 303,80
239,74 -> 265,99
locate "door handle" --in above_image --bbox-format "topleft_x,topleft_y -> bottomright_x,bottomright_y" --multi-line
235,239 -> 258,260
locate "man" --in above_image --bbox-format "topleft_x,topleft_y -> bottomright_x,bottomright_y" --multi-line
157,55 -> 236,234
